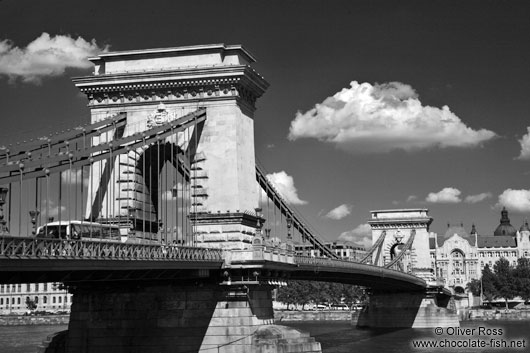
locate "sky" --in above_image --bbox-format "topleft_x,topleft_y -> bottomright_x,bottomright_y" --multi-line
1,0 -> 529,247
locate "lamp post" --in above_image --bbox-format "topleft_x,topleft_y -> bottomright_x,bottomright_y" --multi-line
286,216 -> 292,241
127,207 -> 136,237
29,210 -> 40,235
255,207 -> 263,236
0,187 -> 8,234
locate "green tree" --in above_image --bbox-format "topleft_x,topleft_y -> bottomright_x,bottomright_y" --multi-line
481,264 -> 497,303
493,258 -> 516,310
466,278 -> 481,297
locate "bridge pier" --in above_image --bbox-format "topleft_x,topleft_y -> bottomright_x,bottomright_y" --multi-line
356,290 -> 459,328
51,281 -> 320,353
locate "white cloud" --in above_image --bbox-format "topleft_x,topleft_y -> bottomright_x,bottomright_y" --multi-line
406,195 -> 417,202
266,171 -> 307,205
61,169 -> 89,186
464,192 -> 492,204
0,32 -> 107,84
288,81 -> 496,153
517,127 -> 530,160
338,223 -> 372,248
426,187 -> 462,203
324,204 -> 352,220
39,199 -> 67,220
496,189 -> 530,213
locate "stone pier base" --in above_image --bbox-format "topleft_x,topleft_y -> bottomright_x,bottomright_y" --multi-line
57,282 -> 320,353
357,291 -> 459,328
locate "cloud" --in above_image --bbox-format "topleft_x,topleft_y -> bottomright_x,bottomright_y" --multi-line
0,32 -> 108,84
406,195 -> 417,202
517,127 -> 530,160
61,169 -> 89,186
324,204 -> 352,220
288,81 -> 496,153
464,192 -> 492,204
38,199 -> 67,220
496,189 -> 530,213
338,223 -> 372,248
426,187 -> 462,203
265,171 -> 307,205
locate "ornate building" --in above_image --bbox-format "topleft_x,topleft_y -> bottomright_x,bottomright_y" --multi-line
430,207 -> 530,293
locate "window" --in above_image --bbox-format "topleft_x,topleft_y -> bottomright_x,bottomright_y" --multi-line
43,283 -> 47,291
0,285 -> 3,293
34,284 -> 39,292
17,284 -> 21,292
0,298 -> 3,305
43,296 -> 47,304
17,298 -> 21,304
26,284 -> 30,292
52,297 -> 56,304
12,298 -> 15,304
35,296 -> 39,303
58,296 -> 62,303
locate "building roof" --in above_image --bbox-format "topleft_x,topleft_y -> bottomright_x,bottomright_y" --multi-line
438,224 -> 475,246
477,236 -> 516,248
493,207 -> 517,236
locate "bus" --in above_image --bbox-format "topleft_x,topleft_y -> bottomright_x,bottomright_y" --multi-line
36,221 -> 123,242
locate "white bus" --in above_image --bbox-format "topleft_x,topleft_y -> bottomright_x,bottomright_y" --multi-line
36,221 -> 123,242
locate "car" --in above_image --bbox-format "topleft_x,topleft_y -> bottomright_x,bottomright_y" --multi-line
315,304 -> 329,311
330,303 -> 349,311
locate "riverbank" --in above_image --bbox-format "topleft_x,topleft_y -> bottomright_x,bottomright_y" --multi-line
461,308 -> 530,321
0,315 -> 69,326
2,309 -> 530,326
274,310 -> 352,321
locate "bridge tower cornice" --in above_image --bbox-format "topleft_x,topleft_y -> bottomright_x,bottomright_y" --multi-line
73,43 -> 269,114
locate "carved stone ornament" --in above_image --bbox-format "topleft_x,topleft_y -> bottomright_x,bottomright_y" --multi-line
146,103 -> 177,128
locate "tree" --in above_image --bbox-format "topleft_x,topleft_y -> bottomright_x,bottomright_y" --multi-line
25,297 -> 37,311
494,258 -> 516,310
514,258 -> 530,301
481,264 -> 497,303
276,280 -> 366,309
466,278 -> 481,297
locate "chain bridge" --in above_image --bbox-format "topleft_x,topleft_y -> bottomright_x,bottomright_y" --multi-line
0,44 -> 457,353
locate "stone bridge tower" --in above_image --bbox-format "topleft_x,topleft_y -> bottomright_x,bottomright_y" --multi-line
74,44 -> 268,247
368,208 -> 433,279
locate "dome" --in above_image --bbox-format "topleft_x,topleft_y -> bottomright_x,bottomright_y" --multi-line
493,207 -> 517,236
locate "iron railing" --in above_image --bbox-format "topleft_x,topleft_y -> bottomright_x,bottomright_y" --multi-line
0,236 -> 223,262
294,255 -> 414,277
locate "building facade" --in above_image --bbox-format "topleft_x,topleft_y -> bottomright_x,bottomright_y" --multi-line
0,282 -> 72,315
295,242 -> 366,261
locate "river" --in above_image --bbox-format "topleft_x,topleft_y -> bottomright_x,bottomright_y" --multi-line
1,321 -> 530,352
